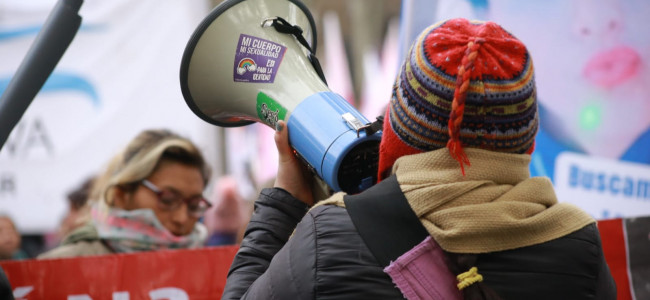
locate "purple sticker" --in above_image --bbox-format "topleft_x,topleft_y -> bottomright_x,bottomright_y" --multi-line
233,34 -> 287,83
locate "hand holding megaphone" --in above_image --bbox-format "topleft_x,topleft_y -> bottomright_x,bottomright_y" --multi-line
180,0 -> 382,194
273,120 -> 314,205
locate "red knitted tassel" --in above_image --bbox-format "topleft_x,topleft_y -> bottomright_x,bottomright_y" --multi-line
447,139 -> 470,176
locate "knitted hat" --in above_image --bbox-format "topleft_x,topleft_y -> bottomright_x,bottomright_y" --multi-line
378,18 -> 538,180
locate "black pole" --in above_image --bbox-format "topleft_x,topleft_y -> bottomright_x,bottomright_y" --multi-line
0,0 -> 83,150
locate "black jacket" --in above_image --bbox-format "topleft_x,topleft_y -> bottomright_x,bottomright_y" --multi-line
222,188 -> 616,299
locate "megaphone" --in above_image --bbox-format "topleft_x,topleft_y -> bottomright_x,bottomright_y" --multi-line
180,0 -> 382,194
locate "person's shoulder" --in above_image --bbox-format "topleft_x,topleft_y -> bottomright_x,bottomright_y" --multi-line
308,192 -> 346,215
37,240 -> 112,260
305,194 -> 356,235
61,221 -> 99,244
309,203 -> 346,214
9,249 -> 30,260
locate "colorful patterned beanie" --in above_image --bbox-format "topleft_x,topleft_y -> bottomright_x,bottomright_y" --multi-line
378,18 -> 538,179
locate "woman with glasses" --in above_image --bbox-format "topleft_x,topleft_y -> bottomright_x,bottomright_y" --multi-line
39,129 -> 212,258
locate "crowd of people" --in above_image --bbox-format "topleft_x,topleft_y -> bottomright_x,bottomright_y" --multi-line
1,17 -> 617,299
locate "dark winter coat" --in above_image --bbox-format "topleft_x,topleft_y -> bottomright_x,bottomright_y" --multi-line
222,187 -> 616,299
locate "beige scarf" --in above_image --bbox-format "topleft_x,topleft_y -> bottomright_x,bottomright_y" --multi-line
315,148 -> 594,254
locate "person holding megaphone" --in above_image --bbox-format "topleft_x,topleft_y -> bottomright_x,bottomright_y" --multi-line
221,18 -> 616,300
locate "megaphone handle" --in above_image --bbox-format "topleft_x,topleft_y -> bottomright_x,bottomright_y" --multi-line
292,147 -> 319,179
292,147 -> 334,204
291,148 -> 333,203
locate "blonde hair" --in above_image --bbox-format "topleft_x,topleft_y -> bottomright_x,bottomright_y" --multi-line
92,129 -> 211,207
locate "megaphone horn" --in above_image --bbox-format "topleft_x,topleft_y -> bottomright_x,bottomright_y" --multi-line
180,0 -> 382,194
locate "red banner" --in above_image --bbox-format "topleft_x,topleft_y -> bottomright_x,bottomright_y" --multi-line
0,246 -> 238,299
598,216 -> 650,300
1,218 -> 648,299
598,218 -> 632,300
